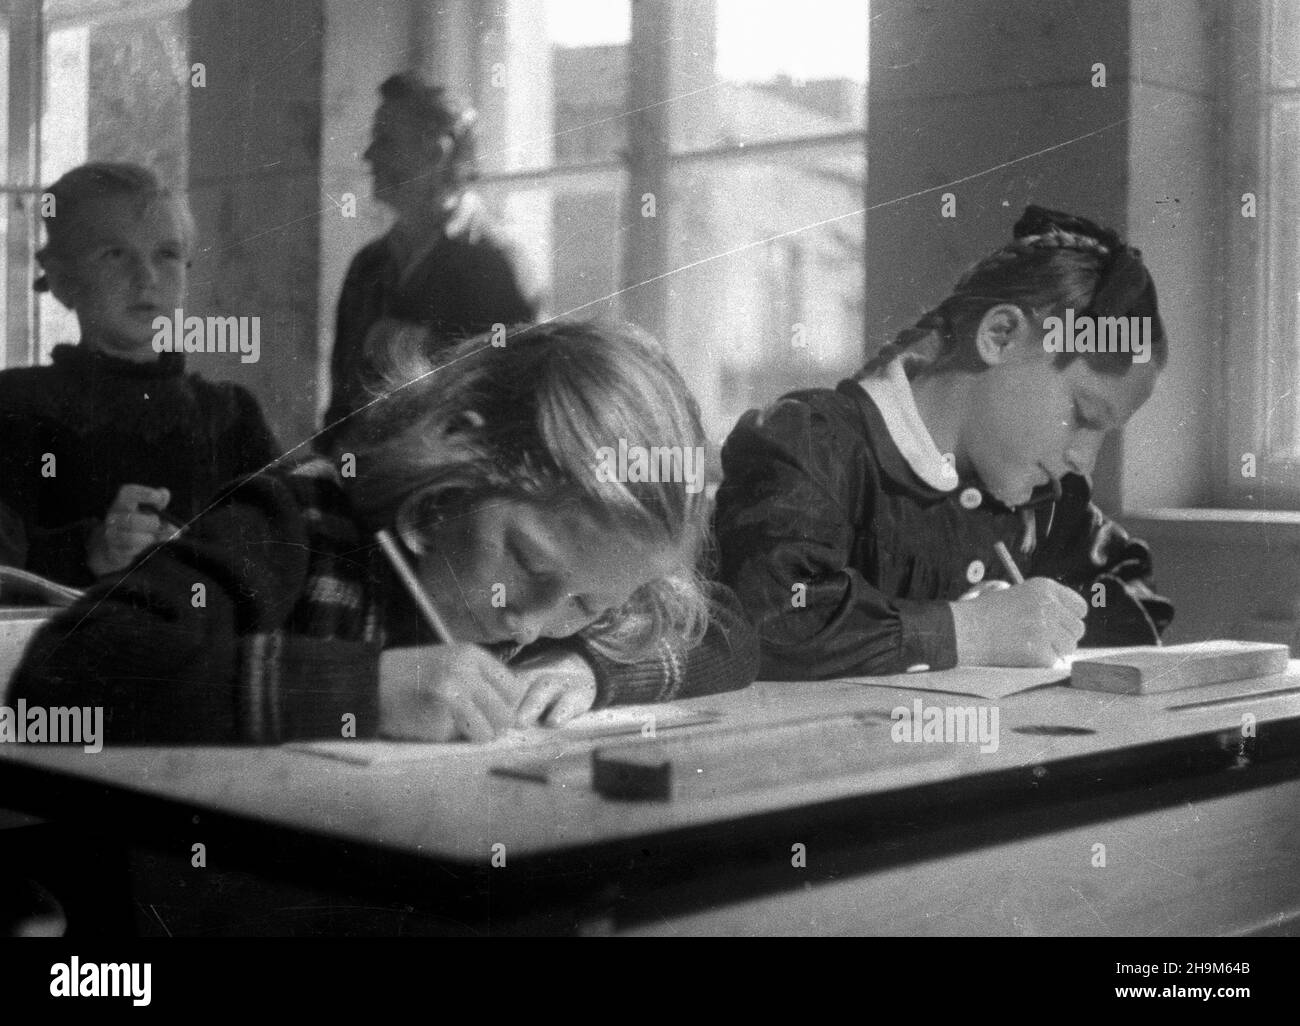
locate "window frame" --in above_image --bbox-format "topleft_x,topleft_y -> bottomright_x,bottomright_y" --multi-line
2,0 -> 41,370
324,0 -> 867,446
460,0 -> 867,443
1,0 -> 189,369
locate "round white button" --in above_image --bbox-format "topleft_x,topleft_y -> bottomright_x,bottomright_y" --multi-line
966,560 -> 985,584
959,487 -> 982,510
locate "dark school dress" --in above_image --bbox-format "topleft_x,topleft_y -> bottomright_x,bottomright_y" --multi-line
324,224 -> 538,440
715,379 -> 1172,680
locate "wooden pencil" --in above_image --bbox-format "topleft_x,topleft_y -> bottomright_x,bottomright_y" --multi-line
993,540 -> 1025,585
375,528 -> 456,644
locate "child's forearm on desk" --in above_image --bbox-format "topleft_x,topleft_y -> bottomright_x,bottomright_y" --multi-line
727,554 -> 958,679
578,585 -> 761,706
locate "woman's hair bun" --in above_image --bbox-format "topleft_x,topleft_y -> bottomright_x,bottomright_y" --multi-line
1012,204 -> 1123,255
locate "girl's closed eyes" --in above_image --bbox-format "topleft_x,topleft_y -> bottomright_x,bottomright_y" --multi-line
507,534 -> 603,621
420,497 -> 674,647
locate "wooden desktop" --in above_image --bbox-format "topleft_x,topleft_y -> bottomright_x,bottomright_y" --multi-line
2,653 -> 1299,936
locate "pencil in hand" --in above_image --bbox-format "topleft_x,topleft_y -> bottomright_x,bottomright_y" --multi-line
375,528 -> 457,644
993,540 -> 1025,586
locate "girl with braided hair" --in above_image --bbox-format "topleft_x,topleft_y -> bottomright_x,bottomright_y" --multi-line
715,206 -> 1173,678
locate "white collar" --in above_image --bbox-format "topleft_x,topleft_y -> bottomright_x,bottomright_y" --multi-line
855,359 -> 960,492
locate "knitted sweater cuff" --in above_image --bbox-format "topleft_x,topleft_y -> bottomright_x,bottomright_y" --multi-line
585,642 -> 680,709
240,634 -> 383,742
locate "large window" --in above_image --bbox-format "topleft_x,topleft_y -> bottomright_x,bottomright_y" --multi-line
3,0 -> 868,455
0,0 -> 188,369
468,0 -> 867,449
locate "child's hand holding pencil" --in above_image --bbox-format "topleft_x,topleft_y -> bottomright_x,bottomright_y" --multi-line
377,645 -> 599,740
949,541 -> 1087,667
510,649 -> 599,728
378,643 -> 526,741
374,529 -> 598,741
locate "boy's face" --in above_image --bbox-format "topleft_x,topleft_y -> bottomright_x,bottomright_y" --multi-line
962,315 -> 1158,507
48,194 -> 188,361
413,496 -> 678,647
365,100 -> 449,213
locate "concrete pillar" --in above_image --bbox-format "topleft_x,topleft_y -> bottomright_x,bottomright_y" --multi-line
188,0 -> 325,450
621,0 -> 673,341
1122,0 -> 1223,509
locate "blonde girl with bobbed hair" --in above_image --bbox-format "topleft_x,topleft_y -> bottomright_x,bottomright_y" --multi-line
15,319 -> 758,743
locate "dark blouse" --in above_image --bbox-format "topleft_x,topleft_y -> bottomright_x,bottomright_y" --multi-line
0,344 -> 277,586
714,379 -> 1172,680
325,226 -> 539,439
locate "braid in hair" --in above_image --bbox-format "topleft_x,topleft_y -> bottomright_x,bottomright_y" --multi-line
1005,231 -> 1112,262
863,306 -> 951,376
862,205 -> 1167,379
1011,204 -> 1123,254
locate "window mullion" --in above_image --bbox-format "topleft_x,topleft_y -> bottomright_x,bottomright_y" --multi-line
620,0 -> 672,341
4,0 -> 40,368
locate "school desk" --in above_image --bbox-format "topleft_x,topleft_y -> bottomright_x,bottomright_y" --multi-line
0,607 -> 59,835
0,608 -> 55,692
2,660 -> 1300,936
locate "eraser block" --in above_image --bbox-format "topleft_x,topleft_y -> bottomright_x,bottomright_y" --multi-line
592,745 -> 672,801
1070,640 -> 1290,695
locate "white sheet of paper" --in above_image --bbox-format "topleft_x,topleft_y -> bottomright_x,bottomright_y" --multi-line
284,704 -> 720,766
832,659 -> 1077,701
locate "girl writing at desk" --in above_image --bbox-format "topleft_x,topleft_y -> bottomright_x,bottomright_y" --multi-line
13,320 -> 757,743
715,206 -> 1173,680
